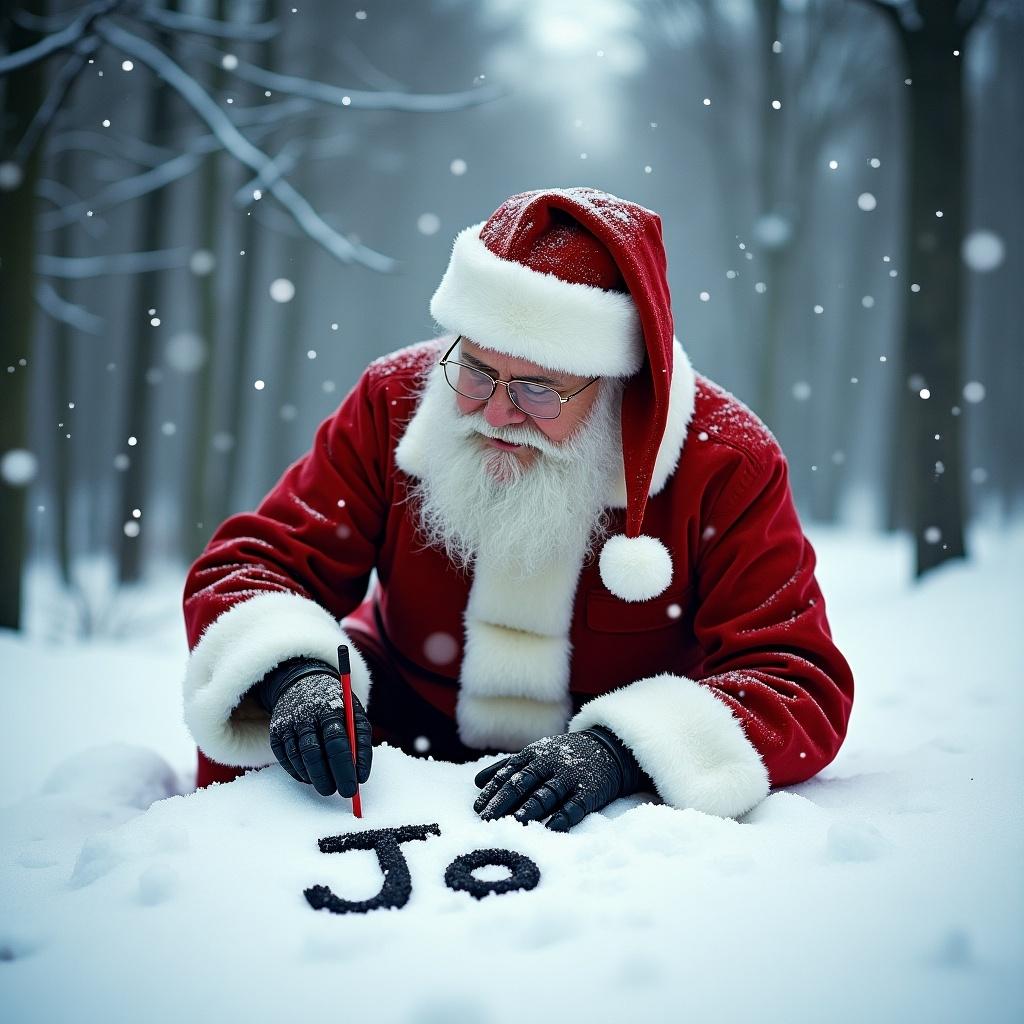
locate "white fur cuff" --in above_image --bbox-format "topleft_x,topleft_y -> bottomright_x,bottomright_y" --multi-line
570,674 -> 769,818
183,591 -> 373,768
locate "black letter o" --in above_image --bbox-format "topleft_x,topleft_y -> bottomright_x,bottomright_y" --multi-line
444,848 -> 540,900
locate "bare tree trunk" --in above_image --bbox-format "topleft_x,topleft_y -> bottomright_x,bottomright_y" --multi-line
754,0 -> 787,430
872,0 -> 982,576
0,3 -> 46,629
182,0 -> 227,561
53,156 -> 74,587
214,0 -> 273,526
117,1 -> 178,583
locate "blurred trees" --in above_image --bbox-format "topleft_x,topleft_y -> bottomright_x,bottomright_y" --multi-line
0,2 -> 46,629
0,0 -> 498,631
869,0 -> 989,576
1,0 -> 1019,633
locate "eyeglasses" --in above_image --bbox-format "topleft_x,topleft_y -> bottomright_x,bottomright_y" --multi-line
439,337 -> 598,421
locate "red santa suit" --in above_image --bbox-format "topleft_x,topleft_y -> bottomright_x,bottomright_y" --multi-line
182,188 -> 853,819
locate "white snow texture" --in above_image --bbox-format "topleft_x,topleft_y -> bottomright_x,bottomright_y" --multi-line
0,526 -> 1022,1023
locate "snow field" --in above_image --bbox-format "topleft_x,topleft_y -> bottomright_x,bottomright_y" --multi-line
1,526 -> 1022,1022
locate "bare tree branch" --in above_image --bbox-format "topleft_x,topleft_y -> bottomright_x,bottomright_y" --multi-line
47,96 -> 315,174
137,5 -> 281,42
48,127 -> 176,167
36,246 -> 191,278
39,111 -> 313,231
195,45 -> 505,112
35,281 -> 104,333
0,0 -> 117,75
335,37 -> 406,92
232,138 -> 304,207
38,149 -> 205,230
9,7 -> 80,33
232,131 -> 356,208
226,95 -> 316,124
93,18 -> 396,270
36,178 -> 108,236
861,0 -> 909,37
959,0 -> 991,32
36,176 -> 87,208
14,37 -> 99,165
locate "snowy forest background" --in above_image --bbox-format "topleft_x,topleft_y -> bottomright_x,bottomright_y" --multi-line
1,0 -> 1022,636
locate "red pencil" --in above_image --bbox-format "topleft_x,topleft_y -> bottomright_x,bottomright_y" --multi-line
337,645 -> 363,817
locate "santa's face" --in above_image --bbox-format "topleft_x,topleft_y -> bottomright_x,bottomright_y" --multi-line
406,342 -> 623,576
454,336 -> 603,471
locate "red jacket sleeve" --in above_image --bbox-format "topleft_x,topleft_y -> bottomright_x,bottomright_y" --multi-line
691,444 -> 854,788
180,370 -> 392,769
572,437 -> 853,818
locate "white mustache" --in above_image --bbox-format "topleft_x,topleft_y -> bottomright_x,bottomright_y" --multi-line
457,412 -> 566,460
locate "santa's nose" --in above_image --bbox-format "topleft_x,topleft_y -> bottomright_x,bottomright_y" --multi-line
483,383 -> 528,428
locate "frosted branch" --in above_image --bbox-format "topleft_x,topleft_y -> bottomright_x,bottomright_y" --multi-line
232,131 -> 355,208
35,281 -> 104,334
49,127 -> 175,167
36,247 -> 191,278
40,115 -> 304,231
138,6 -> 281,42
0,0 -> 117,75
861,0 -> 910,36
198,46 -> 504,112
93,20 -> 396,271
958,0 -> 990,31
15,37 -> 99,165
39,151 -> 203,231
335,37 -> 406,92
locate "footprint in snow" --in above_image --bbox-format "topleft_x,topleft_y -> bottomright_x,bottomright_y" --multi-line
825,820 -> 891,863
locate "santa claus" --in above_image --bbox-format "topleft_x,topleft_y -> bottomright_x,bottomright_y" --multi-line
182,187 -> 853,830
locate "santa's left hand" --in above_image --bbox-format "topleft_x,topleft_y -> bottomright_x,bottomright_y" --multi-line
472,727 -> 646,831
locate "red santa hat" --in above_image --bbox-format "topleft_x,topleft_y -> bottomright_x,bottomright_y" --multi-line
430,186 -> 676,602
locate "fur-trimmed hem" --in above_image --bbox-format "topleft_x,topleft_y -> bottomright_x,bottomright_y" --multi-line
570,673 -> 769,818
183,591 -> 372,768
457,693 -> 571,751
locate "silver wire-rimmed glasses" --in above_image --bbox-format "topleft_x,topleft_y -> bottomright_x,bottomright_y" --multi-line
439,336 -> 598,420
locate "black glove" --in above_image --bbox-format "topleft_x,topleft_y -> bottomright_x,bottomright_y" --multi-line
472,726 -> 648,832
255,657 -> 372,797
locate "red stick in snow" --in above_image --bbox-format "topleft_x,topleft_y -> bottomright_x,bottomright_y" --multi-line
337,645 -> 362,818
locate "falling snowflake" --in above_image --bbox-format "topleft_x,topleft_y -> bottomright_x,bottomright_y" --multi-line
1,449 -> 37,487
417,213 -> 441,236
165,332 -> 207,374
962,231 -> 1005,272
962,381 -> 985,404
423,632 -> 458,666
269,279 -> 295,303
189,250 -> 215,276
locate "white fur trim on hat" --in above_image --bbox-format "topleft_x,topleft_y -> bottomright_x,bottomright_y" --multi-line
570,673 -> 770,819
598,534 -> 672,602
183,591 -> 372,768
430,223 -> 644,377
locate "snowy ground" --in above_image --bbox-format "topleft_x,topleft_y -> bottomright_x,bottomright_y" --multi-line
1,526 -> 1022,1023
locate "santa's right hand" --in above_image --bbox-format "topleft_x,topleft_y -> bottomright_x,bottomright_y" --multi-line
257,659 -> 372,796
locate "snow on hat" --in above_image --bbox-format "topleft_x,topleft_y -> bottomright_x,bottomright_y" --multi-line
430,186 -> 676,602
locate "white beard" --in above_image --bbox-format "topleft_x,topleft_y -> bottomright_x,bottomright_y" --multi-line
405,364 -> 623,578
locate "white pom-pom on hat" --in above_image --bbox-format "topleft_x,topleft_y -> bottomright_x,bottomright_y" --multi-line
598,534 -> 673,603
